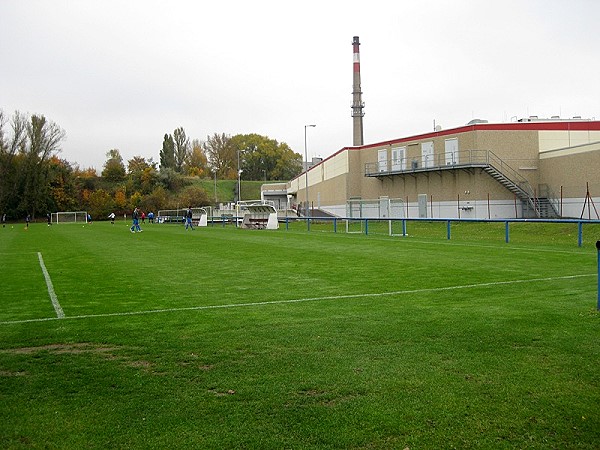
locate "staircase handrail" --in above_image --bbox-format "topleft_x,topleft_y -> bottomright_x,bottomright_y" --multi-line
485,151 -> 535,198
364,149 -> 540,215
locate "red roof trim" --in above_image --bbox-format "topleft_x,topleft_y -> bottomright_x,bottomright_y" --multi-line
359,121 -> 600,149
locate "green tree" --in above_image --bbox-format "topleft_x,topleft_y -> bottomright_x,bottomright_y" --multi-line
0,110 -> 27,217
87,188 -> 114,219
127,156 -> 157,194
102,149 -> 126,182
17,114 -> 66,218
160,133 -> 175,170
157,167 -> 185,191
48,156 -> 78,212
140,186 -> 167,213
177,185 -> 210,208
229,133 -> 302,181
173,127 -> 189,173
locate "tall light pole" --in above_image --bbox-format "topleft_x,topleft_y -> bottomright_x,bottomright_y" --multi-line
214,171 -> 217,204
237,148 -> 243,203
304,124 -> 316,219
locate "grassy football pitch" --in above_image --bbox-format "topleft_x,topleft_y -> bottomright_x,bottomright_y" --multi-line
0,220 -> 599,449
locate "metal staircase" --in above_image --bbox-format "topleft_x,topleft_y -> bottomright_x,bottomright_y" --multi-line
364,149 -> 561,218
483,152 -> 559,218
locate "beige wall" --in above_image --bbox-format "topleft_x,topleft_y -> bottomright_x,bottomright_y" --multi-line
352,129 -> 541,200
539,144 -> 600,193
286,124 -> 600,217
539,130 -> 600,152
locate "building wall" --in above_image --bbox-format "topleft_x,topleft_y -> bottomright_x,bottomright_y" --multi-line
538,142 -> 600,217
287,121 -> 600,219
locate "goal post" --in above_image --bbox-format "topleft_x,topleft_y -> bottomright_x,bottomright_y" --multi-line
51,211 -> 88,224
157,207 -> 210,224
345,197 -> 406,236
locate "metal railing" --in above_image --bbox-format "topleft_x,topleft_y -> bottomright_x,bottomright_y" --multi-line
365,149 -> 541,216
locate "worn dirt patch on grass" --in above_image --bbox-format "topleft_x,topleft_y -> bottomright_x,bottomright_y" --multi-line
1,343 -> 119,355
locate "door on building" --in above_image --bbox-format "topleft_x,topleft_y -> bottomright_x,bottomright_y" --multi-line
421,141 -> 434,168
445,138 -> 459,165
418,194 -> 428,218
379,196 -> 389,218
378,149 -> 388,172
391,146 -> 406,171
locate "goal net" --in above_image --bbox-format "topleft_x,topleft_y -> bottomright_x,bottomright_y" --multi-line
345,197 -> 406,235
157,207 -> 209,224
51,211 -> 88,224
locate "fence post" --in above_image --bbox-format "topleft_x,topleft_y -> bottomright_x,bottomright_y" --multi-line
596,241 -> 600,310
578,221 -> 583,247
446,220 -> 451,240
505,221 -> 510,243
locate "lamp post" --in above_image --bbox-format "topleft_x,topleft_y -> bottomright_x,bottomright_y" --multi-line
237,148 -> 243,203
214,171 -> 217,204
304,124 -> 316,219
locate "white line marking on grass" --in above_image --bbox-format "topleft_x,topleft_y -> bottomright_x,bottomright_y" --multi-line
37,252 -> 65,319
0,273 -> 595,326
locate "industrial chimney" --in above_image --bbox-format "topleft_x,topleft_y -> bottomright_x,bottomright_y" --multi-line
351,36 -> 365,146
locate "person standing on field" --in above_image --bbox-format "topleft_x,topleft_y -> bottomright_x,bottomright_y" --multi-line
130,207 -> 142,233
108,212 -> 115,225
47,213 -> 52,226
2,213 -> 6,228
25,214 -> 30,229
185,206 -> 194,231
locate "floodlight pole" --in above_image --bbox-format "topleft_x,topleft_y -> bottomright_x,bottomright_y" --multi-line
237,149 -> 242,203
304,124 -> 316,227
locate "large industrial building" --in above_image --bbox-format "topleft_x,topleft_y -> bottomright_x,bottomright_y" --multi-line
263,37 -> 600,220
281,118 -> 600,219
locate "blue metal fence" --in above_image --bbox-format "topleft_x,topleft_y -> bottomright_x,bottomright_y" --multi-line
206,215 -> 600,248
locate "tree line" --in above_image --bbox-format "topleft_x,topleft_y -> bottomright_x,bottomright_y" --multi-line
0,109 -> 303,222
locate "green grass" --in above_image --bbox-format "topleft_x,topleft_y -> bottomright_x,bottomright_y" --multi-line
190,179 -> 271,203
0,221 -> 599,448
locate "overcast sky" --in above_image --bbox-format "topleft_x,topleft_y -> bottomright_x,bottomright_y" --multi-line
1,0 -> 599,171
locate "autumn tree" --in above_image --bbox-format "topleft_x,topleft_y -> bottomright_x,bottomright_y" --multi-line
130,191 -> 143,210
114,188 -> 127,210
185,139 -> 208,177
204,133 -> 236,179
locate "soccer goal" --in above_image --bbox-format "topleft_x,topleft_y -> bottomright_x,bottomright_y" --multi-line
157,207 -> 207,224
51,211 -> 88,224
345,197 -> 406,236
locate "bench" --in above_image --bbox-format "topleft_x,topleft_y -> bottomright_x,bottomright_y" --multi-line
241,204 -> 278,230
246,217 -> 269,229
